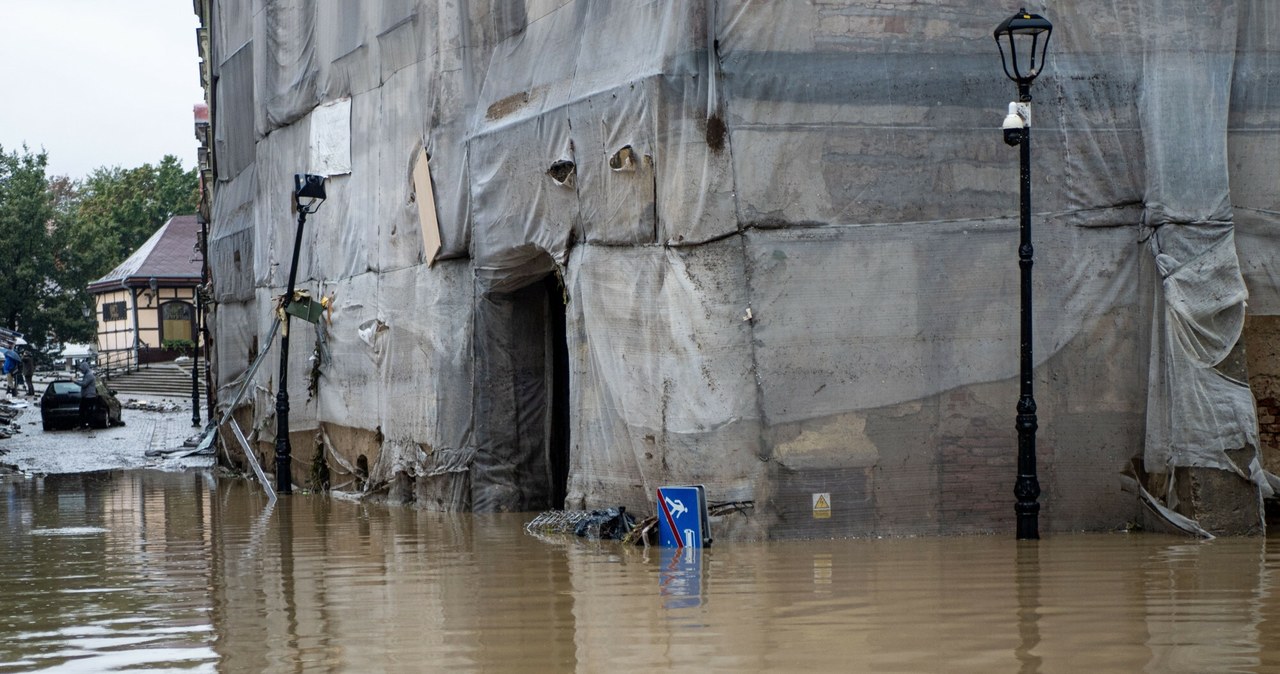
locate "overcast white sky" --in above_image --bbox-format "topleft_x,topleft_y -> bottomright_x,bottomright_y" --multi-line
0,1 -> 204,179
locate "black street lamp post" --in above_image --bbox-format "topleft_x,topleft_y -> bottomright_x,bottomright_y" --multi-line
995,8 -> 1052,540
275,173 -> 327,495
192,217 -> 207,428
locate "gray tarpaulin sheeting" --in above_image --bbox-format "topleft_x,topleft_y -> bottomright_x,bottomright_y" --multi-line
206,1 -> 1279,536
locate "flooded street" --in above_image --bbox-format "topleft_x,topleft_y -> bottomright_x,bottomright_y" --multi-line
3,470 -> 1280,672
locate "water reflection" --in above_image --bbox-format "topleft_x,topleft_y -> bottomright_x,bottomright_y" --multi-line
1016,542 -> 1041,674
0,471 -> 217,672
4,470 -> 1280,672
659,547 -> 704,609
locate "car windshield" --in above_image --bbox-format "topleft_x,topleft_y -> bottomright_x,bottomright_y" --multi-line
50,382 -> 79,395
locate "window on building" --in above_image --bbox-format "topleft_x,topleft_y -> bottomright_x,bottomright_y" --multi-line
160,301 -> 194,344
102,301 -> 127,322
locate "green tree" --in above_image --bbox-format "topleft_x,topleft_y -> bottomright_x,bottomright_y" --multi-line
58,155 -> 198,352
68,154 -> 198,280
0,150 -> 197,355
0,145 -> 59,351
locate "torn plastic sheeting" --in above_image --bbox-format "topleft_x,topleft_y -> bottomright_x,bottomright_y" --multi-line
317,425 -> 358,476
1235,209 -> 1280,315
1119,473 -> 1214,539
467,112 -> 578,290
363,265 -> 474,436
1144,223 -> 1258,476
473,244 -> 563,296
357,318 -> 388,347
470,2 -> 735,248
1155,228 -> 1246,367
308,265 -> 475,501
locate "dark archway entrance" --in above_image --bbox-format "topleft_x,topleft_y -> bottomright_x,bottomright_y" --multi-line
544,273 -> 571,507
473,270 -> 571,512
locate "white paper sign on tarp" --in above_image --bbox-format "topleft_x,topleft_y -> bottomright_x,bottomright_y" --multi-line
308,97 -> 351,176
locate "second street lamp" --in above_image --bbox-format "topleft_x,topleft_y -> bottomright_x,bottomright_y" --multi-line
193,215 -> 208,428
995,8 -> 1052,540
276,173 -> 327,495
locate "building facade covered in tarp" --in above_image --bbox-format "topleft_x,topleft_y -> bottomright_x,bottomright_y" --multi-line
196,0 -> 1280,537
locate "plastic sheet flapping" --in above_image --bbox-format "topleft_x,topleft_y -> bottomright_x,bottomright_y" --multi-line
1145,225 -> 1260,481
1132,0 -> 1265,504
203,1 -> 1279,531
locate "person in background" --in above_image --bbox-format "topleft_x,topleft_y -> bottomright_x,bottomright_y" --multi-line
21,349 -> 34,396
76,360 -> 98,428
2,348 -> 20,397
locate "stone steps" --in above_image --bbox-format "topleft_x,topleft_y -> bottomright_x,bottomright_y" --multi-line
104,365 -> 207,398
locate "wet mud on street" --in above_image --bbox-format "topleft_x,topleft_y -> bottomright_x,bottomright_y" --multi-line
0,393 -> 212,475
4,466 -> 1280,672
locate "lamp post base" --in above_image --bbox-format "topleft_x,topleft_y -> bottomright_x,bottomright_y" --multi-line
1015,490 -> 1040,540
275,390 -> 292,494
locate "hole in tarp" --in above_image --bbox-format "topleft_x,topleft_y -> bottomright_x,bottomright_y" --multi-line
356,454 -> 368,489
547,160 -> 576,187
609,145 -> 635,171
705,113 -> 727,152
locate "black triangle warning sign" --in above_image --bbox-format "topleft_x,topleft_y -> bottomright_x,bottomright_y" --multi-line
814,494 -> 830,510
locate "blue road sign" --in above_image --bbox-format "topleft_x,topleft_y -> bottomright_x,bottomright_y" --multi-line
656,485 -> 709,548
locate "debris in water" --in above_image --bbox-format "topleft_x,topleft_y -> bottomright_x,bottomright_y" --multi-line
526,507 -> 635,541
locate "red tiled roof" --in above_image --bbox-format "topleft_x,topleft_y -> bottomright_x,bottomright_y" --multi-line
87,215 -> 202,292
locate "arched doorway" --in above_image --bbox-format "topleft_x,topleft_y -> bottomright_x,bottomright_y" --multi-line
472,269 -> 571,512
158,300 -> 195,347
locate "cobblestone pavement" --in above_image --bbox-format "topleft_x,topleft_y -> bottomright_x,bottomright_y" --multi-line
0,394 -> 215,475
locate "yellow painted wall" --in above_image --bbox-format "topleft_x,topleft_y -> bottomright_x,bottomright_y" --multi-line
95,289 -> 135,370
94,285 -> 201,369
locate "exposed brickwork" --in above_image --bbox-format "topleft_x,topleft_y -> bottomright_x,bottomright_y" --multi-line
1244,315 -> 1280,477
1259,395 -> 1280,458
938,388 -> 1048,533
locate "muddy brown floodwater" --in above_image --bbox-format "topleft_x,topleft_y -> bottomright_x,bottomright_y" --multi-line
2,469 -> 1280,672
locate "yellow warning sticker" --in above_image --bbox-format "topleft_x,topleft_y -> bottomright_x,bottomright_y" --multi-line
812,493 -> 831,519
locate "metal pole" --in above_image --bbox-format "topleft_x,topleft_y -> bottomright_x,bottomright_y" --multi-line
192,223 -> 204,427
191,314 -> 201,426
200,219 -> 215,418
1014,83 -> 1040,540
275,209 -> 308,494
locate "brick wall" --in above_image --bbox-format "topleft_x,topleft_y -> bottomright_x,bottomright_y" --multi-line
1259,394 -> 1280,458
1244,316 -> 1280,473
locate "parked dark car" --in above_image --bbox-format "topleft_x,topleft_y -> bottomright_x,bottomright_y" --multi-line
39,379 -> 124,431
